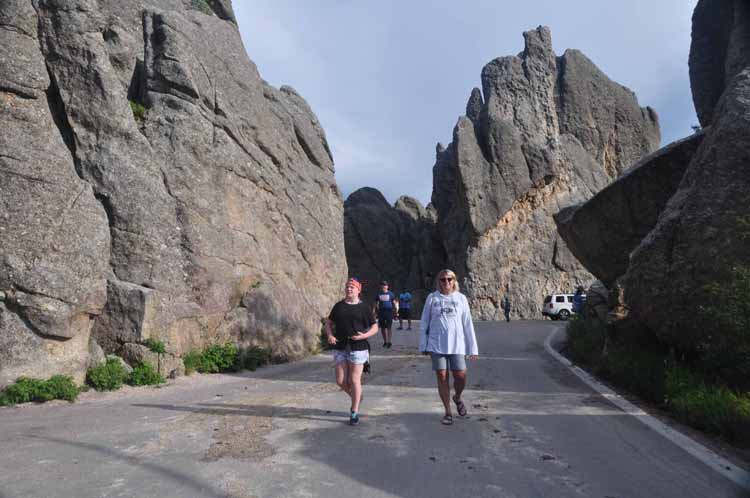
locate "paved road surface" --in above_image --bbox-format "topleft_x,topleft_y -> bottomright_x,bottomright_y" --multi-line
0,321 -> 746,498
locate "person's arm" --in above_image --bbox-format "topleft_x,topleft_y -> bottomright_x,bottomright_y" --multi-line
419,294 -> 432,352
350,322 -> 379,341
325,318 -> 338,345
461,295 -> 478,357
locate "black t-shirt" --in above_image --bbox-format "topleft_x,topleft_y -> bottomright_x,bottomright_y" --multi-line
328,300 -> 375,351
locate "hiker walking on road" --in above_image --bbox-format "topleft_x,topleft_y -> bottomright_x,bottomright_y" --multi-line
397,289 -> 412,330
374,281 -> 396,348
419,269 -> 478,426
502,295 -> 511,322
326,278 -> 378,425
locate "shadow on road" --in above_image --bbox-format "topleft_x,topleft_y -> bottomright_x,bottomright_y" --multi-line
133,402 -> 352,422
20,434 -> 235,498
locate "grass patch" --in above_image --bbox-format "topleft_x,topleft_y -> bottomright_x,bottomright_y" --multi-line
127,362 -> 165,386
0,375 -> 79,406
129,100 -> 146,121
86,358 -> 128,391
665,366 -> 750,442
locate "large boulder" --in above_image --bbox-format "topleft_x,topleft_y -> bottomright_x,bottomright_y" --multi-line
623,65 -> 750,350
344,187 -> 444,311
555,131 -> 705,287
558,0 -> 750,359
0,0 -> 346,387
689,0 -> 750,127
431,27 -> 660,319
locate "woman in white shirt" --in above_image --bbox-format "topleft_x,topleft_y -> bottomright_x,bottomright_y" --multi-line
419,269 -> 479,425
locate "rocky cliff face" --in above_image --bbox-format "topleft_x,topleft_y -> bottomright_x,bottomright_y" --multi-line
431,27 -> 660,319
344,187 -> 444,311
0,0 -> 346,387
556,0 -> 750,355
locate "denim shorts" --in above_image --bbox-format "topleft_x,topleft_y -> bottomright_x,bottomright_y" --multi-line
430,353 -> 467,371
334,349 -> 369,365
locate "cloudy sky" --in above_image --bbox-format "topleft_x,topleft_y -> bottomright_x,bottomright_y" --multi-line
234,1 -> 699,206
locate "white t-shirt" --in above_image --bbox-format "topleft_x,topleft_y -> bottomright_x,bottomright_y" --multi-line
418,291 -> 478,355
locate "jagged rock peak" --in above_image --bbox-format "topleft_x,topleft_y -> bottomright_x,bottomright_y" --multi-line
430,26 -> 661,320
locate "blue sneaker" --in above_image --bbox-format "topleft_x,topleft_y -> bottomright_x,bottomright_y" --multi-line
349,412 -> 360,426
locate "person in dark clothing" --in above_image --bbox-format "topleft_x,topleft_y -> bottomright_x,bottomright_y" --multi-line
572,286 -> 586,316
502,296 -> 511,322
326,278 -> 378,425
374,281 -> 396,348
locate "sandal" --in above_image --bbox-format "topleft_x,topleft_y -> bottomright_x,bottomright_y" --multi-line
453,396 -> 467,417
441,414 -> 453,425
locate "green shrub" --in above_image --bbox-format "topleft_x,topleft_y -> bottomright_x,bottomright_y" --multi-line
234,346 -> 271,372
598,345 -> 667,404
143,338 -> 166,355
0,375 -> 79,406
129,100 -> 146,121
128,362 -> 165,386
190,0 -> 214,15
86,358 -> 128,391
200,342 -> 238,373
566,316 -> 606,366
182,342 -> 239,374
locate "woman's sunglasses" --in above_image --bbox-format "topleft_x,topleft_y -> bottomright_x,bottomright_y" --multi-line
439,277 -> 454,282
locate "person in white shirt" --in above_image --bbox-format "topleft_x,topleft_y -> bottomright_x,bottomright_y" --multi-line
419,269 -> 479,425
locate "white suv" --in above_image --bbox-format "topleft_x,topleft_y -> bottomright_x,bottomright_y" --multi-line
542,293 -> 583,320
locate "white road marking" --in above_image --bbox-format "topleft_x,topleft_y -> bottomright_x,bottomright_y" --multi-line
545,325 -> 750,491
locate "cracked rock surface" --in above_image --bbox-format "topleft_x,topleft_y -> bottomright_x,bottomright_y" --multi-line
0,0 -> 345,386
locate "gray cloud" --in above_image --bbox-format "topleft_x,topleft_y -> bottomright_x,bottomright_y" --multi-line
234,1 -> 699,205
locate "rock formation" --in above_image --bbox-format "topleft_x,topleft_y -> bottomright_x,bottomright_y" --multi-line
430,27 -> 660,319
556,0 -> 750,355
555,131 -> 705,287
344,187 -> 444,311
0,0 -> 346,387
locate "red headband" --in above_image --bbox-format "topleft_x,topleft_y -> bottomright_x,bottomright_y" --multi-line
346,278 -> 362,292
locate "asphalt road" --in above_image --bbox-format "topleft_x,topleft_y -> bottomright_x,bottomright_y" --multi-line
0,321 -> 746,498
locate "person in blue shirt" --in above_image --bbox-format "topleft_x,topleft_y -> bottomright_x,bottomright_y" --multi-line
373,281 -> 396,348
397,290 -> 412,330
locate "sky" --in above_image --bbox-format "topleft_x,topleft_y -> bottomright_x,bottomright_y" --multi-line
234,1 -> 699,206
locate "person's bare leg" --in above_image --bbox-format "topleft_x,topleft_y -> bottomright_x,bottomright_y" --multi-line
335,362 -> 350,395
348,363 -> 365,413
452,370 -> 466,402
436,370 -> 452,416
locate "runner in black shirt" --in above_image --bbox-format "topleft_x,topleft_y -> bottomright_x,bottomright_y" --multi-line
326,278 -> 378,425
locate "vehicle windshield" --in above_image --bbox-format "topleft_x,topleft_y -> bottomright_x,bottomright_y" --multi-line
543,296 -> 551,303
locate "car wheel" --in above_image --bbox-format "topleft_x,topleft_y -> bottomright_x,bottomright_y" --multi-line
558,310 -> 570,321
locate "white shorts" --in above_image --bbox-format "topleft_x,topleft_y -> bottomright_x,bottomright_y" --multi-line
334,349 -> 369,365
